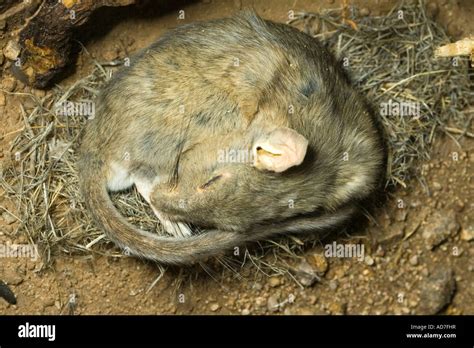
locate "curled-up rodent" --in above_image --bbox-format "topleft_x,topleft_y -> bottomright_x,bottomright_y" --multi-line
78,11 -> 386,264
0,280 -> 17,305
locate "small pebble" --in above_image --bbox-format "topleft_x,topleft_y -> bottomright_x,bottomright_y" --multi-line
209,303 -> 219,312
364,255 -> 375,266
3,40 -> 20,60
360,8 -> 370,16
460,225 -> 474,241
454,200 -> 465,212
409,255 -> 419,266
2,77 -> 17,92
255,297 -> 266,307
328,302 -> 346,315
267,294 -> 280,312
328,280 -> 338,290
268,277 -> 281,288
307,253 -> 328,274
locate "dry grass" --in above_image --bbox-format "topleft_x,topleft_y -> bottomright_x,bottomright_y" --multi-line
1,1 -> 472,275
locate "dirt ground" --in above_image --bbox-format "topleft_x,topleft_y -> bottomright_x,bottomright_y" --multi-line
0,0 -> 473,315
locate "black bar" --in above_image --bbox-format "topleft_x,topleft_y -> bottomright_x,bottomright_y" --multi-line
0,315 -> 473,346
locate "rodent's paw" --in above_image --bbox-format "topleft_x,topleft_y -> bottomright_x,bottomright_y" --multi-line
161,219 -> 193,238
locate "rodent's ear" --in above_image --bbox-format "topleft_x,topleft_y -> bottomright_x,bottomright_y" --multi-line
252,127 -> 308,173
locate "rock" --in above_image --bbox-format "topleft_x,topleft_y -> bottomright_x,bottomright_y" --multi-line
209,303 -> 219,312
418,267 -> 455,315
460,224 -> 474,242
255,297 -> 266,307
409,255 -> 419,266
1,212 -> 16,225
3,40 -> 20,61
360,8 -> 370,16
0,51 -> 4,65
421,268 -> 430,277
0,92 -> 5,106
241,308 -> 250,315
328,302 -> 347,315
328,280 -> 338,290
267,294 -> 280,312
364,255 -> 375,266
306,253 -> 328,274
3,268 -> 24,286
308,295 -> 318,305
421,211 -> 459,250
2,77 -> 17,92
22,97 -> 36,110
375,245 -> 385,257
432,181 -> 442,191
453,200 -> 464,212
294,260 -> 320,287
267,277 -> 281,288
102,48 -> 119,62
43,298 -> 55,308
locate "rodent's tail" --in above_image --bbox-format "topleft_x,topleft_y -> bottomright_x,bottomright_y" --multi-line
79,157 -> 241,264
79,156 -> 354,264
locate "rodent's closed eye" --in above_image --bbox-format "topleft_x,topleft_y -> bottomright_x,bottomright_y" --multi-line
200,175 -> 223,189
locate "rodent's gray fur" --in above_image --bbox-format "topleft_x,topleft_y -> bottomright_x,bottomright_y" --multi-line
78,11 -> 386,264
